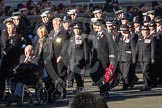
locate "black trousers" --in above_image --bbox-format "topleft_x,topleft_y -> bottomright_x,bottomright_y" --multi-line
119,61 -> 134,86
153,59 -> 162,85
0,71 -> 7,98
74,73 -> 84,88
140,62 -> 153,88
0,68 -> 13,99
129,63 -> 138,85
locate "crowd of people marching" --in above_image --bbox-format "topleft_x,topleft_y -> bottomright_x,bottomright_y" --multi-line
0,0 -> 162,105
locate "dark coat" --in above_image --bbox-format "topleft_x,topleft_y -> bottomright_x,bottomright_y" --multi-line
13,62 -> 40,85
67,34 -> 89,73
0,34 -> 22,74
89,29 -> 117,74
155,33 -> 162,60
134,35 -> 156,62
35,36 -> 62,81
1,29 -> 8,48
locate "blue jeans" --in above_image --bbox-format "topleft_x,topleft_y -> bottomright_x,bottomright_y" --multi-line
13,82 -> 23,97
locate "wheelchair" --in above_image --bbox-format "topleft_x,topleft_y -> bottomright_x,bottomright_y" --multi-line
3,62 -> 49,106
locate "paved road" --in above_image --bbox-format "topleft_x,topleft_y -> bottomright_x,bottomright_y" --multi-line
0,72 -> 162,108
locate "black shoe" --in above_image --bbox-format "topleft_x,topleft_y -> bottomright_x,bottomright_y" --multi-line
6,95 -> 21,102
122,84 -> 129,90
100,91 -> 109,99
74,87 -> 84,93
140,87 -> 151,91
130,77 -> 139,89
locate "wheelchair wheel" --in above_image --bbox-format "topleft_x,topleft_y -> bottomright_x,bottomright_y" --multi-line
36,87 -> 48,105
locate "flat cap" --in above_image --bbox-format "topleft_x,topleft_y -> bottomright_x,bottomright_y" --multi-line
106,21 -> 113,26
141,26 -> 149,30
127,22 -> 134,28
72,23 -> 83,29
120,24 -> 129,31
148,21 -> 156,27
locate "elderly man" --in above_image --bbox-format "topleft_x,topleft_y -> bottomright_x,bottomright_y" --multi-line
49,17 -> 70,99
6,45 -> 36,102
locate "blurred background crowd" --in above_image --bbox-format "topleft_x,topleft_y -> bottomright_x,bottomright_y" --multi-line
0,0 -> 161,17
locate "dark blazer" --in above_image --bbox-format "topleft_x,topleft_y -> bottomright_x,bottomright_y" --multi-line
134,35 -> 156,62
118,34 -> 136,62
49,28 -> 70,76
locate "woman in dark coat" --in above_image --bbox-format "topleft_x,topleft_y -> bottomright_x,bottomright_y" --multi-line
35,25 -> 63,102
66,23 -> 89,91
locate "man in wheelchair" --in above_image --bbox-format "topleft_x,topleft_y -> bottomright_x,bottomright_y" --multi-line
6,45 -> 42,102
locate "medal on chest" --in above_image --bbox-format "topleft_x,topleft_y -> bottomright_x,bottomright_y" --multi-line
125,39 -> 130,43
75,39 -> 82,44
144,39 -> 151,43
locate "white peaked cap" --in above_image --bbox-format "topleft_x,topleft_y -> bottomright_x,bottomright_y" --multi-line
93,9 -> 102,14
67,9 -> 77,15
19,7 -> 28,12
11,16 -> 20,19
12,11 -> 21,16
91,18 -> 98,23
40,13 -> 48,17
